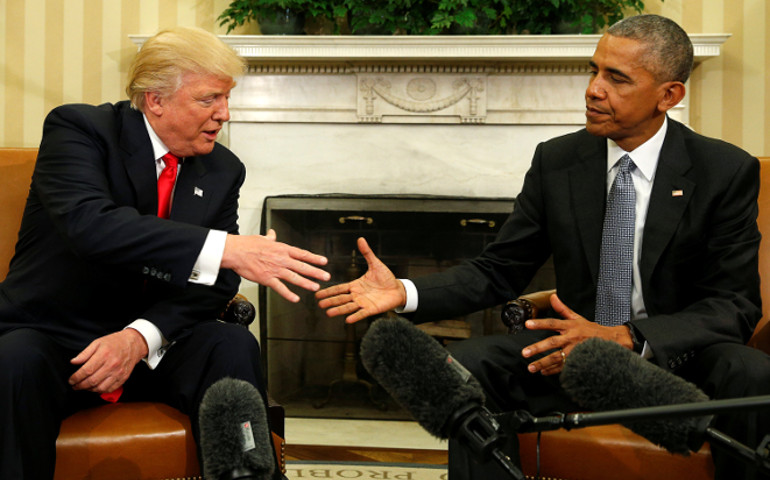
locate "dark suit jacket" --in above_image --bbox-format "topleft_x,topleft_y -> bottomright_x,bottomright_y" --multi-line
412,118 -> 762,372
0,101 -> 244,351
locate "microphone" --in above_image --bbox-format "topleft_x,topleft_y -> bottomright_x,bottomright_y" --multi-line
557,338 -> 770,473
560,337 -> 711,454
360,316 -> 525,479
199,377 -> 275,480
495,337 -> 770,473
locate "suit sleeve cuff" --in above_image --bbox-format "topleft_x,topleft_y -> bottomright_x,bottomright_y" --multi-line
189,229 -> 227,285
126,319 -> 166,370
394,279 -> 418,313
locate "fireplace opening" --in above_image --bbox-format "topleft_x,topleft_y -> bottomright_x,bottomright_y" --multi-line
259,195 -> 555,420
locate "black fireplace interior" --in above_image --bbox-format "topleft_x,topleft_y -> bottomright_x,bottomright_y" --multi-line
259,194 -> 555,420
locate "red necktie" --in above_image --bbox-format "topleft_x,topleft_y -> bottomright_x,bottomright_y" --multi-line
100,389 -> 122,403
156,152 -> 179,219
100,153 -> 180,404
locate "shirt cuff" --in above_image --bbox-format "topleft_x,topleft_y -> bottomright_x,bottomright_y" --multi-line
190,229 -> 227,285
126,319 -> 166,370
394,279 -> 418,313
640,341 -> 653,360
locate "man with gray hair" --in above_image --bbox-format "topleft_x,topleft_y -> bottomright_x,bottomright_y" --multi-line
317,14 -> 770,480
0,27 -> 325,479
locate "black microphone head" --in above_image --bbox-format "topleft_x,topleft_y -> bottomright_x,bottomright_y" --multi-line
360,316 -> 485,438
199,377 -> 275,480
560,337 -> 710,455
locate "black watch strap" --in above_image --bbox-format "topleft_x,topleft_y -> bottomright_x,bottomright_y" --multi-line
626,323 -> 644,354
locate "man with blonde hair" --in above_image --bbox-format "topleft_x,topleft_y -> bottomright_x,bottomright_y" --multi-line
0,27 -> 323,479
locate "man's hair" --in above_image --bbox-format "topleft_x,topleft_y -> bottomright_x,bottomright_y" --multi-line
607,14 -> 693,84
126,26 -> 246,111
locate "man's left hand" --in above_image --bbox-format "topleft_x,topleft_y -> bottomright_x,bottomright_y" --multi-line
521,293 -> 634,376
69,329 -> 149,394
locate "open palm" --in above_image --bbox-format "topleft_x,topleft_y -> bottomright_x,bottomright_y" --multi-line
316,237 -> 406,323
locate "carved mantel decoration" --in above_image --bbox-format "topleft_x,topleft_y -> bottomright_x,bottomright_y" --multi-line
356,70 -> 487,123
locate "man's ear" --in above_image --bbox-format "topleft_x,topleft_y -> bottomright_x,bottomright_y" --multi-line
144,91 -> 164,117
657,81 -> 686,113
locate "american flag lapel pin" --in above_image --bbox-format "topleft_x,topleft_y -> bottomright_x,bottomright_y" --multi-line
672,189 -> 684,197
194,187 -> 204,198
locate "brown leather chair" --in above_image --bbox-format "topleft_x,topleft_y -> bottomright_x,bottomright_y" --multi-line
0,148 -> 285,480
504,157 -> 770,480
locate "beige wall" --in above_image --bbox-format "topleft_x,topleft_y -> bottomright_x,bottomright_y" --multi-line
1,0 -> 769,155
1,0 -> 254,148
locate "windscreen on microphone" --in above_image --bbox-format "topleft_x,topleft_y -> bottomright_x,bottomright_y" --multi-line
360,316 -> 485,438
199,377 -> 275,480
560,337 -> 710,455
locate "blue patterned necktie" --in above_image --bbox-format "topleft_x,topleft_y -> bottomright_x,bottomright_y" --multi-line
595,154 -> 636,327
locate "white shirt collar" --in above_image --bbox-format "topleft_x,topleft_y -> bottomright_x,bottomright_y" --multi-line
142,113 -> 172,161
606,115 -> 668,183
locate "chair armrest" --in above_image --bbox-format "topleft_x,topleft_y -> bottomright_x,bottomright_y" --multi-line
220,293 -> 256,327
267,395 -> 285,439
501,289 -> 556,334
748,317 -> 770,354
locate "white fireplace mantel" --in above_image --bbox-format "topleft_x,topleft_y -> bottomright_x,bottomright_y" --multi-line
130,34 -> 728,128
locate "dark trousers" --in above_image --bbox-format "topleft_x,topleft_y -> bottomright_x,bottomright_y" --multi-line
0,322 -> 283,480
446,331 -> 770,480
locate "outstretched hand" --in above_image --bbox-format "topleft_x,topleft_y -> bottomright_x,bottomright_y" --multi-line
316,237 -> 406,323
222,229 -> 330,303
521,293 -> 634,376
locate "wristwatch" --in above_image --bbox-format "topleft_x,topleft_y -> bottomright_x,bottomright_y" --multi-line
626,323 -> 645,354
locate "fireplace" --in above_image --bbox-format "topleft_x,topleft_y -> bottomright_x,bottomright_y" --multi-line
259,194 -> 554,419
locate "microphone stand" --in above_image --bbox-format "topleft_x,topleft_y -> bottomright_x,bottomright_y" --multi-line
503,394 -> 770,475
448,403 -> 526,480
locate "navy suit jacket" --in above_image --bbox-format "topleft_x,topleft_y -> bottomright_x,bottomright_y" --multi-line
412,118 -> 761,372
0,101 -> 243,351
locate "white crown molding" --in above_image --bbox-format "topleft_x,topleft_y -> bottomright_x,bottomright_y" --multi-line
129,34 -> 730,63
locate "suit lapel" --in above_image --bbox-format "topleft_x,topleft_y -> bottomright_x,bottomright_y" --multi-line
569,134 -> 608,281
119,107 -> 158,215
170,156 -> 211,224
640,120 -> 694,287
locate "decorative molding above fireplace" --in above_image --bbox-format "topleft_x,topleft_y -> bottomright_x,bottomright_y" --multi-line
132,33 -> 730,61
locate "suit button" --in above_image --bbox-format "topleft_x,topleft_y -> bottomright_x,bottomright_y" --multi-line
142,266 -> 150,275
150,268 -> 157,276
163,273 -> 171,282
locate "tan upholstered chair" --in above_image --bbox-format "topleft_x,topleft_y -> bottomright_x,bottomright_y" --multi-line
0,148 -> 285,480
